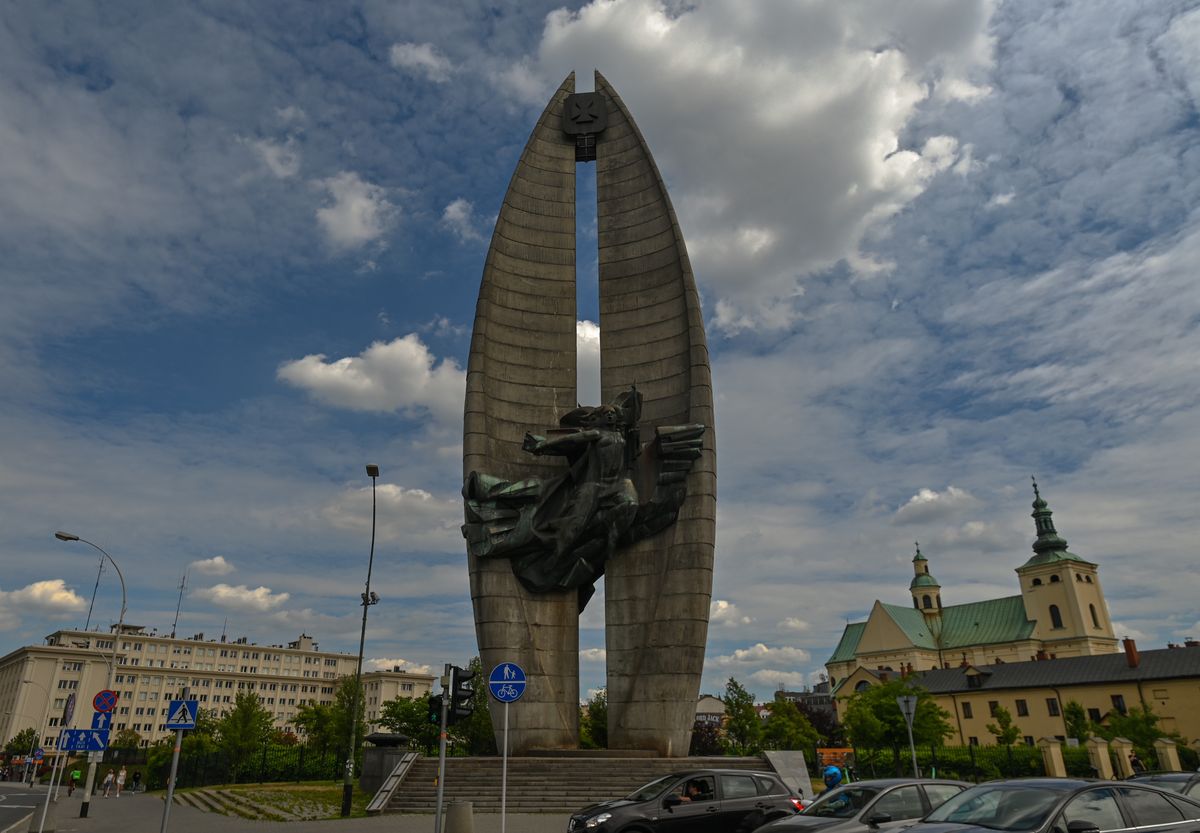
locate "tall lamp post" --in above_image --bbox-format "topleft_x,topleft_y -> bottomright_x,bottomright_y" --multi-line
341,464 -> 380,818
54,531 -> 126,819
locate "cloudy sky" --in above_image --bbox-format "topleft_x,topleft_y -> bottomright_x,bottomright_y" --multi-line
2,0 -> 1198,704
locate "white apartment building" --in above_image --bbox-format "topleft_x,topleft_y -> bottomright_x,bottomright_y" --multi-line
0,625 -> 434,749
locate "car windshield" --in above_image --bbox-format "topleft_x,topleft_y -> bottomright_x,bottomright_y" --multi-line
803,787 -> 881,818
625,774 -> 677,801
925,785 -> 1064,831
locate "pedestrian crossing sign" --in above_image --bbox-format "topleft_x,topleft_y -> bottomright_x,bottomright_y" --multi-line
164,699 -> 198,729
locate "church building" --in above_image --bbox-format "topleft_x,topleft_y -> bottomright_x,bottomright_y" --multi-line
826,483 -> 1120,693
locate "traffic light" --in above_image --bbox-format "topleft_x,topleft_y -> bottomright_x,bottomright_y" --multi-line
447,665 -> 475,725
427,694 -> 443,725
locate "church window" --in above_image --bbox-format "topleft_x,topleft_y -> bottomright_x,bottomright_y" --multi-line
1049,605 -> 1064,629
855,680 -> 871,692
1032,578 -> 1042,587
1050,574 -> 1061,583
1085,575 -> 1093,583
1076,574 -> 1083,582
922,595 -> 932,609
1089,604 -> 1100,629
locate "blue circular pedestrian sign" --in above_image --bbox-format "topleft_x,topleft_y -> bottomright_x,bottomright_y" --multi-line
488,662 -> 527,702
33,748 -> 44,761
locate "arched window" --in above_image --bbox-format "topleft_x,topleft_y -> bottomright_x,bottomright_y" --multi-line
923,594 -> 933,609
1049,605 -> 1063,629
1085,576 -> 1093,583
1050,574 -> 1061,583
1076,574 -> 1083,582
1032,578 -> 1042,586
855,680 -> 872,692
1090,604 -> 1100,629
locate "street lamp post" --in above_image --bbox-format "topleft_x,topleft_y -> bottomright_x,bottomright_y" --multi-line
15,679 -> 53,786
341,464 -> 380,818
54,531 -> 126,819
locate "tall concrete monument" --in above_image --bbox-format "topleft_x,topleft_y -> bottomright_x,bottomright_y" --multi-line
463,71 -> 715,756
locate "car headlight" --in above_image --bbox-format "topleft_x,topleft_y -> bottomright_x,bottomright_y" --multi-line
585,813 -> 612,828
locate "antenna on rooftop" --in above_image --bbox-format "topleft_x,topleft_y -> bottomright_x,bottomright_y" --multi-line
170,572 -> 188,638
220,617 -> 228,642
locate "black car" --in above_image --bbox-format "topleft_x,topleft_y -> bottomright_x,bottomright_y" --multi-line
567,768 -> 801,832
760,778 -> 971,832
908,777 -> 1200,833
1126,772 -> 1200,801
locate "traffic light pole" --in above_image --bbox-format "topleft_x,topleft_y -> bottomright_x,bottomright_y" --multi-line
433,664 -> 451,833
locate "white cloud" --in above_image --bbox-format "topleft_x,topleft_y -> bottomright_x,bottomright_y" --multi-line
441,197 -> 485,243
277,333 -> 464,423
247,137 -> 300,178
368,657 -> 433,675
577,320 -> 601,405
192,583 -> 289,612
778,617 -> 810,632
508,0 -> 995,331
892,486 -> 977,525
0,580 -> 85,627
746,669 -> 811,690
322,483 -> 462,552
1111,623 -> 1149,643
315,171 -> 395,249
710,599 -> 751,626
985,191 -> 1015,209
711,643 -> 812,668
389,42 -> 455,83
579,647 -> 606,662
189,555 -> 234,576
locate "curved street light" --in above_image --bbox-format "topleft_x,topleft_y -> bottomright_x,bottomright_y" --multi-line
54,531 -> 126,819
342,464 -> 380,817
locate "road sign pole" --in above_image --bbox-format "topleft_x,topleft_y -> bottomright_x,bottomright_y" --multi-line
896,695 -> 919,778
501,700 -> 509,833
160,687 -> 190,833
433,665 -> 450,833
37,752 -> 62,833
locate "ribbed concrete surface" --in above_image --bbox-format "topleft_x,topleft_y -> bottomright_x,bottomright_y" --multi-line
595,71 -> 716,756
464,72 -> 579,753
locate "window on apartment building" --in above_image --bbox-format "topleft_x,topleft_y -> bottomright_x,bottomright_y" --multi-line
325,659 -> 337,667
119,707 -> 130,715
1015,699 -> 1029,717
54,698 -> 65,708
1024,736 -> 1035,746
988,701 -> 1000,717
136,707 -> 145,715
962,702 -> 974,718
1110,695 -> 1127,715
968,737 -> 979,746
1046,698 -> 1060,716
49,718 -> 58,727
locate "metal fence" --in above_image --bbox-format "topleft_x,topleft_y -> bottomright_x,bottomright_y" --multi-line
848,744 -> 1045,782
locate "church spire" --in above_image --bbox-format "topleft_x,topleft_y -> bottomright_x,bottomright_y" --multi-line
1030,477 -> 1069,555
910,542 -> 942,611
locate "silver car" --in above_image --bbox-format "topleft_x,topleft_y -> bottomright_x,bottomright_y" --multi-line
760,779 -> 970,833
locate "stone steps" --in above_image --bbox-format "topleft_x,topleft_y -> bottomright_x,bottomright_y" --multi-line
384,756 -> 773,814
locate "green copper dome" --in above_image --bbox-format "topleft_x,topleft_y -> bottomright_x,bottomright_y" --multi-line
910,573 -> 941,589
1020,479 -> 1095,569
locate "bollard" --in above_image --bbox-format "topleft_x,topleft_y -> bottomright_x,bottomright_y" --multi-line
444,800 -> 475,833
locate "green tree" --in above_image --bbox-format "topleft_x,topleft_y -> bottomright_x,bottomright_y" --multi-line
581,688 -> 608,749
689,719 -> 723,756
329,676 -> 367,763
379,692 -> 440,755
763,698 -> 820,751
4,727 -> 38,756
454,657 -> 497,756
292,702 -> 337,755
217,692 -> 274,778
1093,704 -> 1184,760
841,680 -> 953,749
1063,701 -> 1093,742
111,728 -> 142,749
722,678 -> 763,756
986,705 -> 1022,746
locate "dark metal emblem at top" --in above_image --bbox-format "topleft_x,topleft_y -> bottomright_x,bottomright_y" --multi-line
563,92 -> 607,161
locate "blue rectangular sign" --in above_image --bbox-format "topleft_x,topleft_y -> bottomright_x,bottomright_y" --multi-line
91,711 -> 112,730
59,728 -> 110,752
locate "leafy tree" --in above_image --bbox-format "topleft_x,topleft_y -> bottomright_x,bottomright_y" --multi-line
1063,701 -> 1093,742
722,678 -> 763,756
454,657 -> 497,756
689,719 -> 723,756
4,727 -> 38,756
581,688 -> 608,749
986,705 -> 1022,746
1093,704 -> 1185,760
217,692 -> 274,777
112,728 -> 142,749
794,699 -> 844,745
841,679 -> 953,749
292,702 -> 337,755
379,692 -> 440,755
329,676 -> 367,763
763,698 -> 820,751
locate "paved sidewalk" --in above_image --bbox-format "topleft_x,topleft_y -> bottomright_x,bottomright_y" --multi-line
21,785 -> 570,833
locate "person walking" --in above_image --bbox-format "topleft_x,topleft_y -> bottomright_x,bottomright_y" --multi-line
115,766 -> 127,797
102,768 -> 115,798
131,770 -> 142,794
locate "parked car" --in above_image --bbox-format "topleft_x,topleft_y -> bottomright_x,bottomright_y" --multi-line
759,778 -> 971,832
906,777 -> 1200,833
566,768 -> 802,832
1126,772 -> 1200,800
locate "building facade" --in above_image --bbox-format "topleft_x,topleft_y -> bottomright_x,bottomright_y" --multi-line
827,485 -> 1120,692
0,625 -> 432,749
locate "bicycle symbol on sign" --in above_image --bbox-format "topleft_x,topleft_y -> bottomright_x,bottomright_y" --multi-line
497,684 -> 519,699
